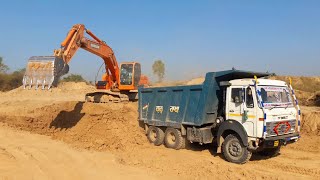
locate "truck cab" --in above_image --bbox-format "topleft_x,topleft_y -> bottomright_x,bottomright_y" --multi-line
224,78 -> 299,151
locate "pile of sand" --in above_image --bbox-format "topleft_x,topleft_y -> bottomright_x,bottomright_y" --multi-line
186,77 -> 205,85
301,107 -> 320,135
0,82 -> 148,152
306,91 -> 320,106
6,82 -> 95,95
0,82 -> 96,102
0,101 -> 147,152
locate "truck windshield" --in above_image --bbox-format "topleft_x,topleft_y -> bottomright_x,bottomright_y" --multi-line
257,86 -> 293,108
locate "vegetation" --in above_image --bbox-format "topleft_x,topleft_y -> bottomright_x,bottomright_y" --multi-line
0,71 -> 25,92
0,56 -> 89,91
61,74 -> 87,83
152,60 -> 165,82
0,56 -> 25,91
0,57 -> 9,73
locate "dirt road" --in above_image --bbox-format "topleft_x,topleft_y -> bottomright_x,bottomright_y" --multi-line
0,124 -> 156,180
0,83 -> 319,179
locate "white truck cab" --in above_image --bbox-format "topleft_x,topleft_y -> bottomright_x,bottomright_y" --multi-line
223,78 -> 300,156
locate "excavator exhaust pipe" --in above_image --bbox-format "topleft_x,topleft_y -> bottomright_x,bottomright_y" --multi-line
22,56 -> 69,90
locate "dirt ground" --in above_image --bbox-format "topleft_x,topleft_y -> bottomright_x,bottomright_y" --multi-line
0,82 -> 319,179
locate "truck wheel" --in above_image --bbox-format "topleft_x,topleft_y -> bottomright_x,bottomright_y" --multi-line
147,126 -> 164,146
164,128 -> 185,150
258,146 -> 281,157
222,134 -> 252,164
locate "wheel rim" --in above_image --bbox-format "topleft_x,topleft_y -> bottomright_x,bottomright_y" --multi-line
167,132 -> 176,145
228,140 -> 243,157
149,129 -> 157,142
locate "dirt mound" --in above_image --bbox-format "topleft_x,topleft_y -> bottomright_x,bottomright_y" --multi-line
0,101 -> 147,152
306,91 -> 320,106
57,82 -> 95,90
0,82 -> 96,102
6,82 -> 95,95
186,77 -> 205,85
301,107 -> 320,135
272,76 -> 320,93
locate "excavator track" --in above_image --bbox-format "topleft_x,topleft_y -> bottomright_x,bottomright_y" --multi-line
85,90 -> 130,103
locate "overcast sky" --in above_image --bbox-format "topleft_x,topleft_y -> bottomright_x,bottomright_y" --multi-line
0,0 -> 319,82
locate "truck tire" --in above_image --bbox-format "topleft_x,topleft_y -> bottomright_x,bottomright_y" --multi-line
164,128 -> 185,150
258,146 -> 281,157
147,126 -> 165,146
222,134 -> 252,164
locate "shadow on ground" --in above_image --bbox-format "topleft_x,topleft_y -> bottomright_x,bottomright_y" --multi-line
50,102 -> 85,129
184,141 -> 276,162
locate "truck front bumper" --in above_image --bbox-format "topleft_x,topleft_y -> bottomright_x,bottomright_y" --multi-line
262,133 -> 300,148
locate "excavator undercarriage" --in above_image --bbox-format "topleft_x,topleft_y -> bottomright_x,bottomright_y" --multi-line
85,90 -> 134,103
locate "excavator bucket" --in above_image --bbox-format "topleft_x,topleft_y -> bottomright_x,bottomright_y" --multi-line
22,56 -> 69,90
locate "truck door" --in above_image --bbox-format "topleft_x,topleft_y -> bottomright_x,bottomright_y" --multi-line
226,86 -> 256,137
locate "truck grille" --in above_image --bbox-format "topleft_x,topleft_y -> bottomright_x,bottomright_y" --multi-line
266,120 -> 296,137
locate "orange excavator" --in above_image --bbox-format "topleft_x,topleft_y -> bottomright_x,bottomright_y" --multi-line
22,24 -> 149,102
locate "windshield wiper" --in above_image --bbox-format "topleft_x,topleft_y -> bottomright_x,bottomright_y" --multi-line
268,104 -> 281,110
284,103 -> 292,109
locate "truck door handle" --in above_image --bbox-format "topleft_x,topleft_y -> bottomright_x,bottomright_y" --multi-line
229,110 -> 234,112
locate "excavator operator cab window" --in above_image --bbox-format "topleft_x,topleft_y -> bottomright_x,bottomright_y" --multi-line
120,64 -> 134,85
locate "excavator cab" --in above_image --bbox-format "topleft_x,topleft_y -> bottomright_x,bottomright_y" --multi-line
119,62 -> 141,90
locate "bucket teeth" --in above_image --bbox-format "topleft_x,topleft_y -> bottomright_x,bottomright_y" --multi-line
22,56 -> 69,90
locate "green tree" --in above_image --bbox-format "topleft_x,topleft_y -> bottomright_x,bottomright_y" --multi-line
62,74 -> 87,82
0,57 -> 9,73
152,60 -> 165,82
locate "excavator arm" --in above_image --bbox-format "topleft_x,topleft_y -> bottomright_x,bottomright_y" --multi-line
54,24 -> 120,89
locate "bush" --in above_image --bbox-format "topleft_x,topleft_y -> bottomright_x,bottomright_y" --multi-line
0,68 -> 25,91
61,74 -> 87,83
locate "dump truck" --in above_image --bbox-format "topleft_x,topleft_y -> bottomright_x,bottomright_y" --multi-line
138,70 -> 301,164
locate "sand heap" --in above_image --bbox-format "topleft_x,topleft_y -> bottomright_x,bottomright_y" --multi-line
0,82 -> 96,102
0,101 -> 147,152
